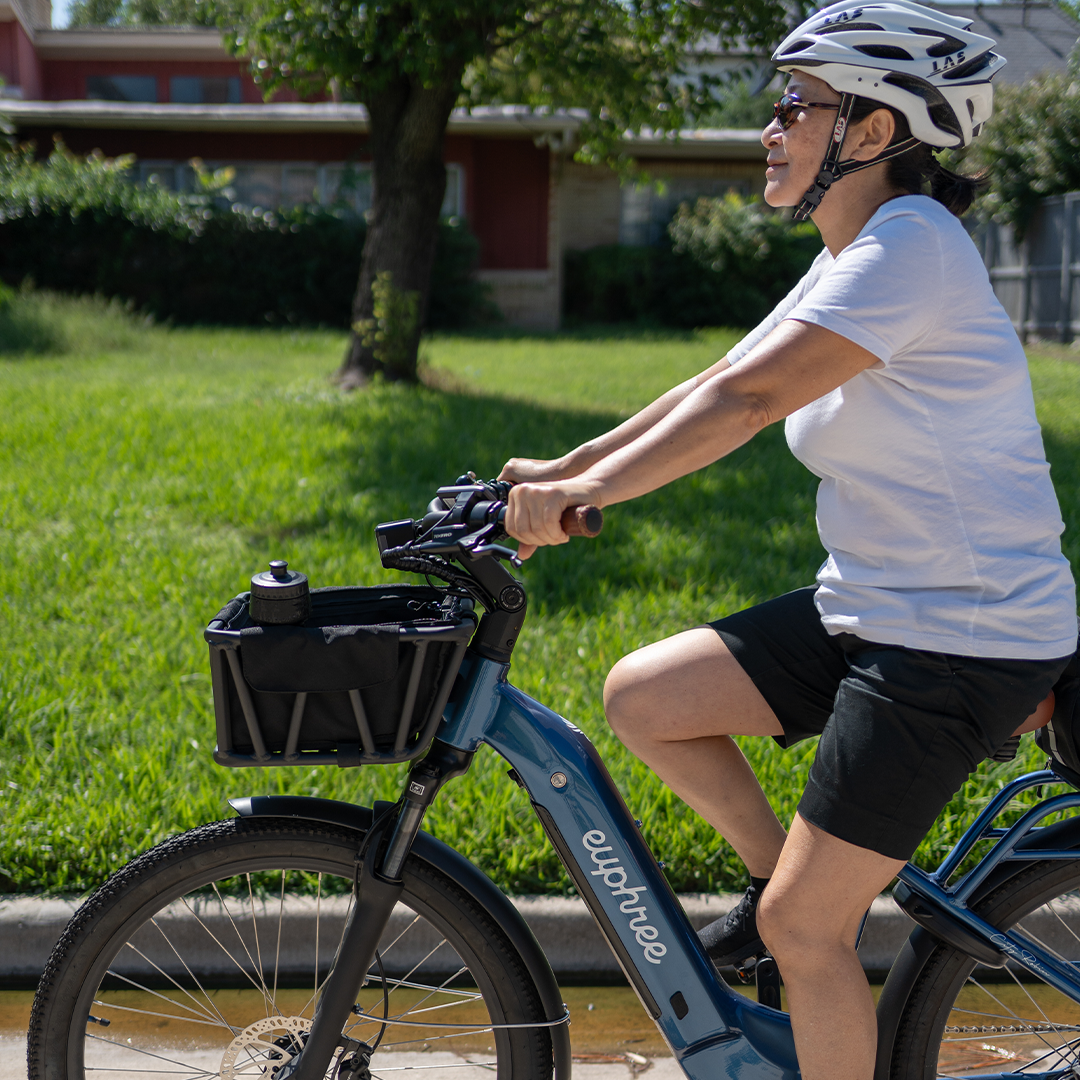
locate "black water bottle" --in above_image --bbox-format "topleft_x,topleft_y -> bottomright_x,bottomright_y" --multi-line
249,560 -> 311,625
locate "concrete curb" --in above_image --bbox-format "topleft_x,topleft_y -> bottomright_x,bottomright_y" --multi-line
0,892 -> 916,985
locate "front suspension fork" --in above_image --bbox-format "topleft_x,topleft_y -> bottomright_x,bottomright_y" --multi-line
284,741 -> 474,1080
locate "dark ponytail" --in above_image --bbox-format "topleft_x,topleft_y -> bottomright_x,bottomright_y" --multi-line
847,97 -> 986,217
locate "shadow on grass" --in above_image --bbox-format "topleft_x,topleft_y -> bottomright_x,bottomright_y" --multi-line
279,382 -> 826,618
0,298 -> 67,355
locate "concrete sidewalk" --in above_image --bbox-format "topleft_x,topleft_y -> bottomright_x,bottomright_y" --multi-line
0,892 -> 917,984
0,1037 -> 679,1079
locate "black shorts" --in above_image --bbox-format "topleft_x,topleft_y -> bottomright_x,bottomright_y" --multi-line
709,587 -> 1071,860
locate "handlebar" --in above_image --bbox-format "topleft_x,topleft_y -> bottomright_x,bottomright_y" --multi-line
421,480 -> 603,542
376,475 -> 603,574
559,504 -> 604,538
374,474 -> 603,662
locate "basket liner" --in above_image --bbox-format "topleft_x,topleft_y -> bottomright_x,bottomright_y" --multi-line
211,585 -> 471,756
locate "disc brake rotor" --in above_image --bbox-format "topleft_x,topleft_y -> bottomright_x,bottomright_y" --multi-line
220,1015 -> 314,1080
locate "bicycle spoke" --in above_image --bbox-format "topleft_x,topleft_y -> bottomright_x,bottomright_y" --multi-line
144,916 -> 235,1031
96,967 -> 228,1031
177,891 -> 283,1006
85,1031 -> 220,1076
207,881 -> 278,1016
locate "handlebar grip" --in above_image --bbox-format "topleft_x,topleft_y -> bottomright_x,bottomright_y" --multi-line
561,505 -> 603,538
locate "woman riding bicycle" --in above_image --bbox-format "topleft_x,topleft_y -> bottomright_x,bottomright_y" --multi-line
501,2 -> 1077,1078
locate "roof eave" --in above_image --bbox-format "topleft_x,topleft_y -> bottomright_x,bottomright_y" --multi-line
3,101 -> 765,158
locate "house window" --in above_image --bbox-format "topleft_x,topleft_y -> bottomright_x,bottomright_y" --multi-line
443,163 -> 463,220
323,164 -> 374,214
619,175 -> 750,246
125,160 -> 463,220
170,76 -> 242,104
86,75 -> 158,103
133,160 -> 186,190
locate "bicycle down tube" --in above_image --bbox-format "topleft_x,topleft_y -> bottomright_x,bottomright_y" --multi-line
437,650 -> 801,1080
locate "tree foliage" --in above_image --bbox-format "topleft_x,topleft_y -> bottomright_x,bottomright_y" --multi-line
956,56 -> 1080,238
228,1 -> 798,169
0,142 -> 210,231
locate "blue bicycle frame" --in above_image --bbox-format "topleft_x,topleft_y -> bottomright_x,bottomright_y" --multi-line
439,651 -> 800,1080
432,651 -> 1080,1080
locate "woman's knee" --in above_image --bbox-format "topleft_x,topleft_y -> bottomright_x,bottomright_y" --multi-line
757,888 -> 841,971
603,651 -> 657,744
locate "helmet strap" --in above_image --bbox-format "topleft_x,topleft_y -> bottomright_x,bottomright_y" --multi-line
792,91 -> 921,222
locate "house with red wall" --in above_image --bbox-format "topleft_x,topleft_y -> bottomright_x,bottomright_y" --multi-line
5,0 -> 1073,327
0,0 -> 772,327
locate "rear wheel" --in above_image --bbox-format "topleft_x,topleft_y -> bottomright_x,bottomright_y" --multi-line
889,859 -> 1080,1078
29,816 -> 554,1080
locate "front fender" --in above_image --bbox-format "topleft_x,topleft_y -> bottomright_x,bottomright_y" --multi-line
230,795 -> 572,1080
874,815 -> 1080,1080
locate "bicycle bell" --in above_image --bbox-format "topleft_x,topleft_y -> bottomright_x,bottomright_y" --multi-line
249,560 -> 311,625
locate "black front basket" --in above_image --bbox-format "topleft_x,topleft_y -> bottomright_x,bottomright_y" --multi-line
205,585 -> 474,767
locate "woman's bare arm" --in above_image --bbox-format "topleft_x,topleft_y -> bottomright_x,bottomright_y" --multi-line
499,355 -> 732,483
505,321 -> 879,556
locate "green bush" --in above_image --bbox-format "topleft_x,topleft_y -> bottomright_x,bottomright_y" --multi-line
957,61 -> 1080,238
0,142 -> 494,329
564,193 -> 819,329
0,282 -> 68,355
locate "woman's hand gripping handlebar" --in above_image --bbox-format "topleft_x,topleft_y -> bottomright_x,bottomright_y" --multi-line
502,480 -> 603,560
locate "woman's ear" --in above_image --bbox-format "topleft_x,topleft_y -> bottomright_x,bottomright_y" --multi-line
848,108 -> 896,161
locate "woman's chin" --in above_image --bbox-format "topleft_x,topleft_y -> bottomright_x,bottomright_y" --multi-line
763,183 -> 789,208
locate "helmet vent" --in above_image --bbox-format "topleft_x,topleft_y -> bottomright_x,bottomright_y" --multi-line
778,38 -> 816,54
940,52 -> 993,80
908,28 -> 967,57
817,21 -> 885,35
882,71 -> 963,139
854,44 -> 914,60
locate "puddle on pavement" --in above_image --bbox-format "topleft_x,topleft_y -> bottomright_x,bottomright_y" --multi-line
0,982 -> 914,1058
2,984 -> 730,1056
5,979 -> 1078,1072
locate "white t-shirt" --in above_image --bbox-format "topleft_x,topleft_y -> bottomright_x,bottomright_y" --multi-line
727,194 -> 1076,659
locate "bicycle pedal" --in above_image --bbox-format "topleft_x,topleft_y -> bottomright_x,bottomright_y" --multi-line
733,956 -> 759,984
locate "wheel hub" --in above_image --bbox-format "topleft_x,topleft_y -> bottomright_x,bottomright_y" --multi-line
220,1015 -> 313,1079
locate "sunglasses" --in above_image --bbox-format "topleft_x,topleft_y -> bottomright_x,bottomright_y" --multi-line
772,93 -> 841,131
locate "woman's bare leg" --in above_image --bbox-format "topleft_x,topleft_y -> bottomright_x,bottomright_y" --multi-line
759,815 -> 906,1080
605,629 -> 909,1078
603,627 -> 788,877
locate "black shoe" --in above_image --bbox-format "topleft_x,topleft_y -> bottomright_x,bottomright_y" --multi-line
698,883 -> 766,967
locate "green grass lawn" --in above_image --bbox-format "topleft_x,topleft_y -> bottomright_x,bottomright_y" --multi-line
2,294 -> 1079,897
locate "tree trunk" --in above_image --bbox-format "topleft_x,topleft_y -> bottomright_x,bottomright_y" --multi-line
338,73 -> 462,387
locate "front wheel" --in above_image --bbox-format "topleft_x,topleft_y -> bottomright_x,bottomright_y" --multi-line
888,858 -> 1080,1079
29,816 -> 554,1080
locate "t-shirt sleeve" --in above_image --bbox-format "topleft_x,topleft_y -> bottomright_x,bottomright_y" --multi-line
784,210 -> 945,363
726,246 -> 831,365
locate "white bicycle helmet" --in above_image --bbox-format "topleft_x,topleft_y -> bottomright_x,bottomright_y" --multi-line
771,0 -> 1004,218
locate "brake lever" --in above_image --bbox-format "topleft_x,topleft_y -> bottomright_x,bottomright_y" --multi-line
465,543 -> 523,568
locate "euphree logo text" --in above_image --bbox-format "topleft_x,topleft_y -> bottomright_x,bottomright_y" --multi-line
582,830 -> 668,965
